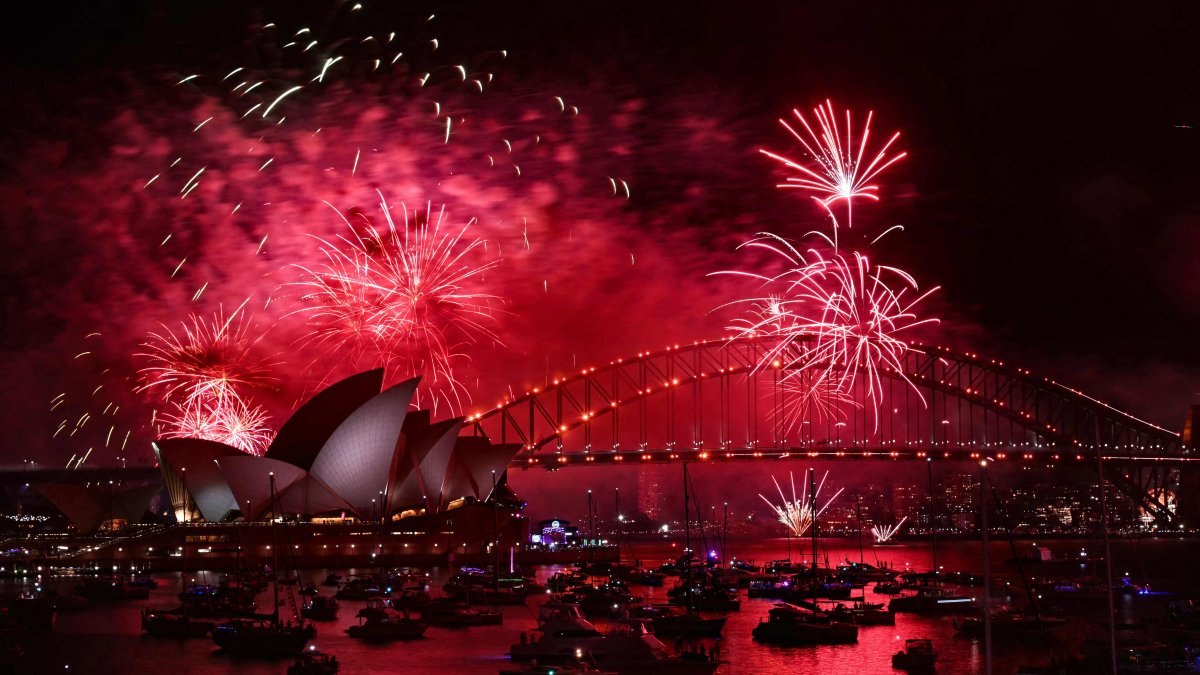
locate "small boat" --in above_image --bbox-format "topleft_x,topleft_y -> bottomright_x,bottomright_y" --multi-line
889,586 -> 973,614
892,638 -> 937,671
751,603 -> 858,646
211,618 -> 314,655
288,648 -> 340,675
632,605 -> 726,638
500,659 -> 617,675
7,593 -> 56,632
74,576 -> 150,602
0,632 -> 23,669
301,596 -> 339,622
141,608 -> 215,638
953,610 -> 1067,637
129,575 -> 159,589
422,600 -> 503,627
346,612 -> 427,641
829,601 -> 895,626
873,582 -> 903,595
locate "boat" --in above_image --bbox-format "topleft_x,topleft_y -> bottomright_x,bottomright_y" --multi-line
346,611 -> 427,641
301,596 -> 339,622
212,618 -> 315,655
74,576 -> 150,602
836,561 -> 899,584
512,614 -> 719,674
631,605 -> 726,637
143,533 -> 217,638
422,599 -> 503,627
288,648 -> 340,675
500,656 -> 617,675
873,581 -> 902,595
829,600 -> 895,626
0,631 -> 23,669
6,593 -> 56,632
892,638 -> 938,671
141,607 -> 215,638
333,578 -> 389,601
624,570 -> 666,587
211,474 -> 315,656
953,609 -> 1068,637
321,575 -> 342,588
888,586 -> 974,614
752,603 -> 857,645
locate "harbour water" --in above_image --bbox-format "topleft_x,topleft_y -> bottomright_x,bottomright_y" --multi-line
12,537 -> 1197,674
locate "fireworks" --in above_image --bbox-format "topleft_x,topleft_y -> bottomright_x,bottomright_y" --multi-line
159,396 -> 274,456
720,233 -> 940,425
871,517 -> 907,544
758,470 -> 843,538
136,302 -> 275,406
288,193 -> 500,414
760,99 -> 906,228
136,304 -> 275,456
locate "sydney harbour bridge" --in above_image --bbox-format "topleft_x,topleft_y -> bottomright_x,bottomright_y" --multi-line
463,336 -> 1195,528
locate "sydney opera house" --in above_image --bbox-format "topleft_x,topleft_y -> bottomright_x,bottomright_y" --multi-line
153,369 -> 522,524
34,370 -> 535,569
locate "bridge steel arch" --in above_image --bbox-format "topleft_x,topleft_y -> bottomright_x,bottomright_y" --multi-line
468,337 -> 1194,526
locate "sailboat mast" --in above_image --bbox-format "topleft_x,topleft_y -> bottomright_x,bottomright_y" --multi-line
269,472 -> 279,626
980,460 -> 993,675
809,469 -> 817,571
809,468 -> 818,608
856,491 -> 865,603
683,464 -> 691,554
927,459 -> 938,582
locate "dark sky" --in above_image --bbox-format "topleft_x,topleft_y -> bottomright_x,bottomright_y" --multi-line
1,1 -> 1197,472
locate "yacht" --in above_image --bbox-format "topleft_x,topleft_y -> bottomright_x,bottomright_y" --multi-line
346,611 -> 427,641
510,606 -> 718,674
211,618 -> 314,655
751,603 -> 858,645
888,586 -> 974,614
141,607 -> 215,638
301,596 -> 339,622
953,609 -> 1067,636
892,639 -> 938,671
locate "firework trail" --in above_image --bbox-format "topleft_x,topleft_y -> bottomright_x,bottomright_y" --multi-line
871,517 -> 907,543
760,99 -> 906,229
287,193 -> 501,414
758,470 -> 843,538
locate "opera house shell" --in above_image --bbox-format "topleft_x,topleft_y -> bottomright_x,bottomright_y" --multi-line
154,369 -> 522,523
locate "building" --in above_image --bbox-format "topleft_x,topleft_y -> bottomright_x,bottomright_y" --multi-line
892,482 -> 926,525
941,472 -> 980,531
637,466 -> 665,520
153,369 -> 523,524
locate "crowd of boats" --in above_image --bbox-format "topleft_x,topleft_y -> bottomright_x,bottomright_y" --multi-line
1,541 -> 1199,673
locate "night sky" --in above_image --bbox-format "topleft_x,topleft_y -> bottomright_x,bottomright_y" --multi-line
2,0 -> 1197,486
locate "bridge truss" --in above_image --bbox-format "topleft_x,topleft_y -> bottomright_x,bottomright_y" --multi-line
469,338 -> 1194,526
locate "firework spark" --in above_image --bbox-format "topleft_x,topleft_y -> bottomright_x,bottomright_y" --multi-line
759,470 -> 843,538
159,396 -> 274,456
760,99 -> 906,228
721,233 -> 939,425
871,517 -> 907,544
136,302 -> 275,406
287,193 -> 500,414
